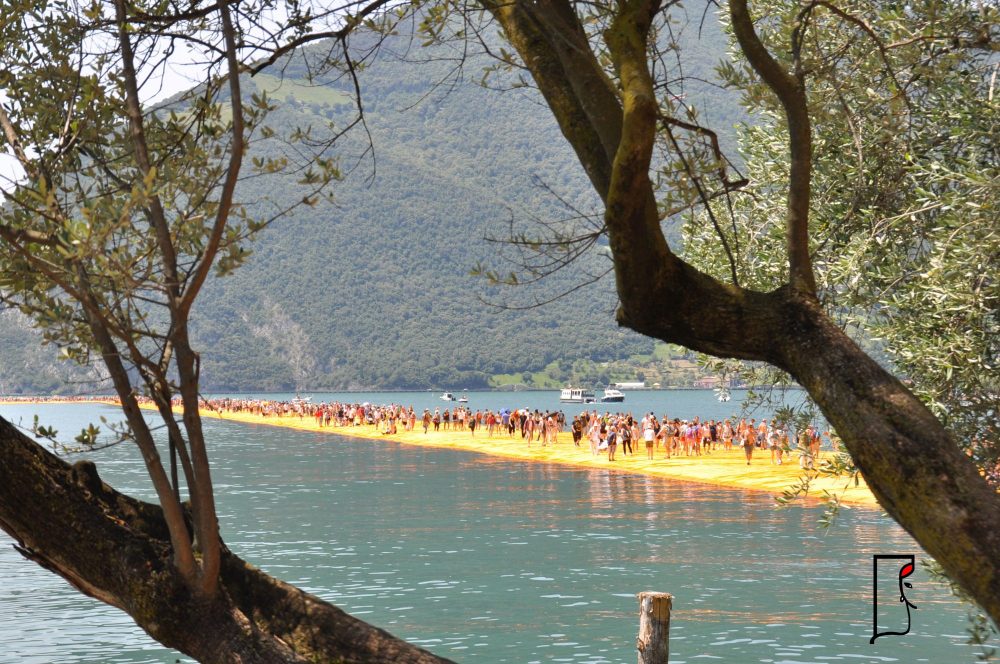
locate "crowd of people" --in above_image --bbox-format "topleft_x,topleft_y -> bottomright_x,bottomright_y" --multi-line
0,394 -> 834,469
198,397 -> 833,468
199,398 -> 568,443
569,411 -> 829,467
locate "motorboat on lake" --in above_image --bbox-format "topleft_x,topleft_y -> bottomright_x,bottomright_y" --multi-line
458,391 -> 469,404
560,387 -> 597,404
440,392 -> 456,401
600,388 -> 625,403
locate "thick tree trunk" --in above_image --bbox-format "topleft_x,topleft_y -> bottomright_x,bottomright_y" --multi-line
487,0 -> 1000,627
770,293 -> 1000,622
618,283 -> 1000,624
0,416 -> 455,664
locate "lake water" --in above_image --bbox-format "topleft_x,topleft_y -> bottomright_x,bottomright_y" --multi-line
0,396 -> 986,663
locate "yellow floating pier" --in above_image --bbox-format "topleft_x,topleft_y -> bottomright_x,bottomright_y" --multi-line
200,408 -> 878,508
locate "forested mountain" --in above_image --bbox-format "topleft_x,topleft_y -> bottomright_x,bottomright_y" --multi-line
0,6 -> 742,393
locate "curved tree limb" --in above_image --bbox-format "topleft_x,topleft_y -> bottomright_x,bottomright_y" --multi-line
482,0 -> 622,199
486,0 -> 1000,626
0,415 -> 456,664
730,0 -> 816,296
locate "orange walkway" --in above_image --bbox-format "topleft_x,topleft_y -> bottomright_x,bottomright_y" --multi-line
200,408 -> 878,508
0,398 -> 878,508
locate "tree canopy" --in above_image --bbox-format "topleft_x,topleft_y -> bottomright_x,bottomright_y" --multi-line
445,0 -> 1000,626
0,1 -> 451,661
683,0 -> 998,472
0,0 -> 997,661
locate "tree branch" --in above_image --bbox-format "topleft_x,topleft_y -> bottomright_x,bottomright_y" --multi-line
730,0 -> 816,296
179,5 -> 243,318
245,0 -> 401,76
482,0 -> 622,199
172,3 -> 247,597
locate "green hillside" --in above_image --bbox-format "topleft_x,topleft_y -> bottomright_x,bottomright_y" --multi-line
0,7 -> 743,393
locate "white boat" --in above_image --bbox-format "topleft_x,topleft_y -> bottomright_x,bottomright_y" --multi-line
600,388 -> 625,403
560,387 -> 596,404
458,391 -> 469,403
440,392 -> 455,401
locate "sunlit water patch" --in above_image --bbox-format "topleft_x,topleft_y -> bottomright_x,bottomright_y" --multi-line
0,401 -> 985,662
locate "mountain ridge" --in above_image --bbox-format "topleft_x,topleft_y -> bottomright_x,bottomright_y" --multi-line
0,10 -> 743,393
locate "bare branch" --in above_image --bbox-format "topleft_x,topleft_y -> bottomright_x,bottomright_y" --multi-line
179,5 -> 245,318
245,0 -> 401,76
659,117 -> 740,286
730,0 -> 816,296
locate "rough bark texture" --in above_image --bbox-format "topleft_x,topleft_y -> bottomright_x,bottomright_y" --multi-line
3,0 -> 998,654
771,294 -> 1000,622
487,0 -> 1000,626
0,416 -> 455,664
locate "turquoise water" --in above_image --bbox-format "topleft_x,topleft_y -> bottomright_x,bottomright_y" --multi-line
0,399 -> 985,662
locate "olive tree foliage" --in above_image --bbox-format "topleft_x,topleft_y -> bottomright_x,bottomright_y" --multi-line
0,0 -> 394,600
0,2 -> 463,661
683,0 -> 999,479
412,0 -> 1000,626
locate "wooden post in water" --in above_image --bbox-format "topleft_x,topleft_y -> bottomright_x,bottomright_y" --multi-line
636,591 -> 672,663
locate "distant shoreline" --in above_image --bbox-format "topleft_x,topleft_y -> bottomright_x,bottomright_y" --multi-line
0,385 -> 805,401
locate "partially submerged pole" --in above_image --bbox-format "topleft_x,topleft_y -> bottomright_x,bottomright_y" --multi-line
636,591 -> 672,663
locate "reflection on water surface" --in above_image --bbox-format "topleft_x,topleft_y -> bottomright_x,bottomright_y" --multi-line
0,402 -> 983,663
